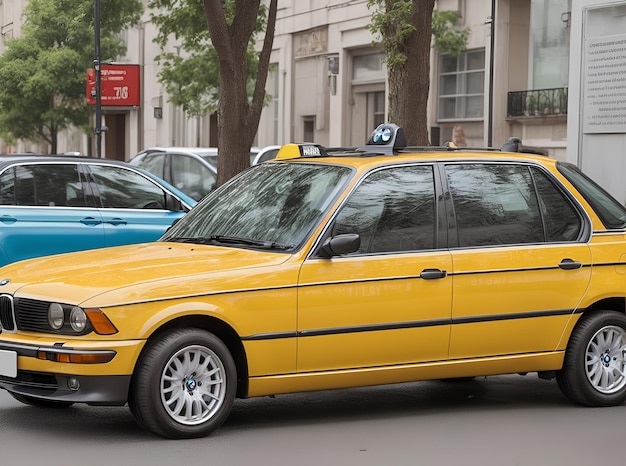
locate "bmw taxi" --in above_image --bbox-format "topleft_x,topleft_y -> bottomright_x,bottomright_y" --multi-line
1,124 -> 626,439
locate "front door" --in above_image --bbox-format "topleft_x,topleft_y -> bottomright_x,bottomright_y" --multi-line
297,164 -> 453,373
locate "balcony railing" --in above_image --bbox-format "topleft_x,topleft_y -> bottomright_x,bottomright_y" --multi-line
507,87 -> 568,118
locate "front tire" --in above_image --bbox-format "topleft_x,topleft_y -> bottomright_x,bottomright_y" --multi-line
129,329 -> 237,439
557,311 -> 626,406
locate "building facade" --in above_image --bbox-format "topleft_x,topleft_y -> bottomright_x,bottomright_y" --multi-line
2,0 -> 625,201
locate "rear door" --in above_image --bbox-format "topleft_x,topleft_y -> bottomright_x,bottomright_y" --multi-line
444,162 -> 592,359
0,163 -> 105,265
86,164 -> 186,247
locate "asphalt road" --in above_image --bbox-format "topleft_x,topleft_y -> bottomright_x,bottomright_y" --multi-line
1,374 -> 624,465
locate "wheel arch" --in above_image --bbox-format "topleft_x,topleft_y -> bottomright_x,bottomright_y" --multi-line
581,297 -> 625,316
131,315 -> 249,399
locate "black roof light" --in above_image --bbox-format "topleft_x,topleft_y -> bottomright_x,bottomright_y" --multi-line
501,137 -> 548,156
357,123 -> 407,155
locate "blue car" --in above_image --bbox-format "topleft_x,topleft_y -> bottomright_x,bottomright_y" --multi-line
0,155 -> 196,267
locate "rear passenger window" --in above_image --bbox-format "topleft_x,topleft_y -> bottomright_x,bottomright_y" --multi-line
447,164 -> 544,247
334,165 -> 436,254
0,164 -> 85,207
447,164 -> 583,247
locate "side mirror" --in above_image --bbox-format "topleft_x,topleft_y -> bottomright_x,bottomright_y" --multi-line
319,234 -> 360,258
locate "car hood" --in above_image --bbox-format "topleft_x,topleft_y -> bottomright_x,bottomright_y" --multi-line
0,242 -> 293,307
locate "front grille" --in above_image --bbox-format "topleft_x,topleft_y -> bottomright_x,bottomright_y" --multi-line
14,298 -> 49,332
0,294 -> 16,332
0,370 -> 59,389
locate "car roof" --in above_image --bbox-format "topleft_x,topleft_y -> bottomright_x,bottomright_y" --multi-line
137,147 -> 219,156
271,124 -> 552,170
0,154 -> 135,167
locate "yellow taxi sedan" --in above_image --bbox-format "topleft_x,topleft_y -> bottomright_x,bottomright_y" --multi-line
1,124 -> 626,439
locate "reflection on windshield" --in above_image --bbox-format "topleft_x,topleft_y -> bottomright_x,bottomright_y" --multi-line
162,162 -> 353,250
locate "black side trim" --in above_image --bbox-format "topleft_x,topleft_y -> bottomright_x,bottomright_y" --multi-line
300,318 -> 450,337
241,308 -> 579,341
452,308 -> 577,325
241,332 -> 298,341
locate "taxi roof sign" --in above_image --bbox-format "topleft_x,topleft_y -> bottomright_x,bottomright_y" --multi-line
276,143 -> 327,160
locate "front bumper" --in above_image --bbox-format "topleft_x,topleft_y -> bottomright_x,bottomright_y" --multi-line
0,335 -> 145,405
0,371 -> 131,405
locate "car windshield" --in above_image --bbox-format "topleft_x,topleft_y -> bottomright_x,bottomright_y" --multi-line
162,162 -> 353,251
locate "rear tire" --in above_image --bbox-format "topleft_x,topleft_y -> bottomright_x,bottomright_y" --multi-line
129,328 -> 237,439
556,311 -> 626,407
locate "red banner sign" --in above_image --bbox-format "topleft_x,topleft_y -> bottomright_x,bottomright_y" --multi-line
86,64 -> 141,107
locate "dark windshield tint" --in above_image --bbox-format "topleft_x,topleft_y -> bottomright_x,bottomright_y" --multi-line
162,162 -> 353,250
557,162 -> 626,229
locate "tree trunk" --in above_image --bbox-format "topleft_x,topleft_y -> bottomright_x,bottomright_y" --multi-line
203,0 -> 277,186
388,0 -> 435,146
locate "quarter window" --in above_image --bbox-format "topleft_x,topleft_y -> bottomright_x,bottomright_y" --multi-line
531,167 -> 582,241
334,165 -> 436,254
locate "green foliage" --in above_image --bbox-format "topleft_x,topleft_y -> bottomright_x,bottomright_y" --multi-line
367,0 -> 469,70
0,0 -> 143,149
432,10 -> 470,56
148,0 -> 267,117
367,0 -> 415,69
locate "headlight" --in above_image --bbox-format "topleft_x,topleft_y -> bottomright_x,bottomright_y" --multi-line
69,306 -> 88,332
48,303 -> 65,330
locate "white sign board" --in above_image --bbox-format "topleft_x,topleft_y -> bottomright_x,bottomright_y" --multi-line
582,34 -> 626,133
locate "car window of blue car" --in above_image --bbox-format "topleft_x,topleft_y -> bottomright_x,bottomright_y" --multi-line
88,165 -> 167,210
0,163 -> 88,207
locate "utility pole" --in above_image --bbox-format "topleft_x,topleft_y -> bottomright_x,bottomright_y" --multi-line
94,0 -> 103,158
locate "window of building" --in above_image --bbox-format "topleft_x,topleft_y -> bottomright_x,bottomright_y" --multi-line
303,116 -> 315,142
352,53 -> 386,83
438,49 -> 485,121
267,65 -> 279,143
529,0 -> 571,89
371,91 -> 385,128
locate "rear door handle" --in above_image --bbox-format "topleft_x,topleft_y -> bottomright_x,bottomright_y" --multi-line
420,268 -> 447,280
559,258 -> 582,270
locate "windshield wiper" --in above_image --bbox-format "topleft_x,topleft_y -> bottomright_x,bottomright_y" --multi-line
166,235 -> 293,250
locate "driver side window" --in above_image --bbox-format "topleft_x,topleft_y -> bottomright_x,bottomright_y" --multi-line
333,165 -> 436,254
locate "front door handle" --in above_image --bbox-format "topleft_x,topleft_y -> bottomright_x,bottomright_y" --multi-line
80,217 -> 102,226
420,268 -> 447,280
559,258 -> 582,270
